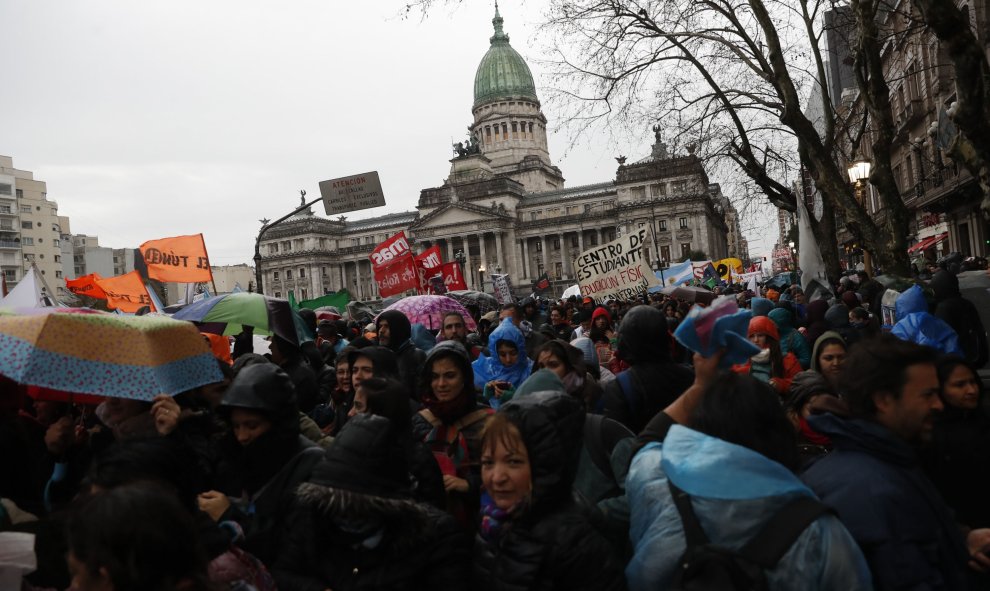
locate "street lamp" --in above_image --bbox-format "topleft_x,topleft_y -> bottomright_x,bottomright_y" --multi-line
788,240 -> 798,272
846,159 -> 874,275
478,264 -> 486,293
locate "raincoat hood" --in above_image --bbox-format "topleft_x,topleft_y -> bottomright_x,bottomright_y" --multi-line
377,310 -> 412,352
471,318 -> 533,389
895,284 -> 928,320
825,304 -> 851,329
499,389 -> 585,519
420,340 -> 475,402
767,308 -> 795,334
750,297 -> 773,317
514,368 -> 565,399
806,299 -> 829,324
811,331 -> 846,374
592,307 -> 612,325
616,305 -> 670,364
929,269 -> 961,302
347,346 -> 400,381
220,363 -> 299,431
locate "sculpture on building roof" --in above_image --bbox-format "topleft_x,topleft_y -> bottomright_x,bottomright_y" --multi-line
299,189 -> 307,207
453,135 -> 482,158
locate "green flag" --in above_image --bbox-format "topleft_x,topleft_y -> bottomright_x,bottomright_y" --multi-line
299,290 -> 350,312
287,290 -> 298,309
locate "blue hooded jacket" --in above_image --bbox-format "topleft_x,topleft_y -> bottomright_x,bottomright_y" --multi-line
890,285 -> 962,355
626,425 -> 871,591
471,317 -> 534,391
768,308 -> 812,369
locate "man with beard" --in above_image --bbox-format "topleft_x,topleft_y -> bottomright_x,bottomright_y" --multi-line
376,310 -> 427,401
441,311 -> 481,360
802,335 -> 990,589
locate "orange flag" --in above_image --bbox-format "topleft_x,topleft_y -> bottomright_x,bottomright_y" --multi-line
94,271 -> 154,313
139,234 -> 213,283
65,273 -> 108,299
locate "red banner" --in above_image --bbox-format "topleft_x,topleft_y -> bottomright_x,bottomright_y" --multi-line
94,271 -> 154,313
375,255 -> 420,298
439,262 -> 468,291
369,231 -> 412,269
139,234 -> 213,283
414,245 -> 444,293
65,273 -> 108,299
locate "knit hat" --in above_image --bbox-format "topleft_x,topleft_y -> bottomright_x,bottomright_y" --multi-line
747,315 -> 780,341
765,289 -> 780,302
786,370 -> 833,412
569,337 -> 599,368
750,297 -> 773,317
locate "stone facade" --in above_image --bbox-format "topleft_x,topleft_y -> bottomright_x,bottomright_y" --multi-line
257,10 -> 733,300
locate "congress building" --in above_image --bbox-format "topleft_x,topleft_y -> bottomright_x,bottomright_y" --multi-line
258,8 -> 741,301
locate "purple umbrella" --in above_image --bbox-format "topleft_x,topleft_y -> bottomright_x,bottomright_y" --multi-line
377,295 -> 478,332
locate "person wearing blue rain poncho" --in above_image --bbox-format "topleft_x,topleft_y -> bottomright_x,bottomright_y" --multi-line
890,284 -> 962,356
472,317 -> 533,409
626,370 -> 871,591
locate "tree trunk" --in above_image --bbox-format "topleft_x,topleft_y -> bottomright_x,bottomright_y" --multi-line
807,197 -> 844,284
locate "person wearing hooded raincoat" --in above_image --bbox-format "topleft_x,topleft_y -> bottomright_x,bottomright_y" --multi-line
376,310 -> 428,402
890,284 -> 963,356
625,372 -> 871,591
412,341 -> 493,529
930,269 -> 988,368
206,363 -> 324,566
602,305 -> 694,434
273,414 -> 469,590
473,317 -> 534,407
471,389 -> 625,591
768,308 -> 812,369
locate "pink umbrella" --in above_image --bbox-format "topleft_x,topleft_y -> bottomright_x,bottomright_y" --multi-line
377,295 -> 478,332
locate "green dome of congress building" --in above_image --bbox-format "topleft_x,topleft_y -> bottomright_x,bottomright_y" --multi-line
473,6 -> 539,108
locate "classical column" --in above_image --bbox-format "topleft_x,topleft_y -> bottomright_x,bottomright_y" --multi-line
494,231 -> 505,275
578,229 -> 585,253
354,260 -> 362,300
445,239 -> 454,263
479,232 -> 488,277
521,237 -> 529,280
559,232 -> 569,278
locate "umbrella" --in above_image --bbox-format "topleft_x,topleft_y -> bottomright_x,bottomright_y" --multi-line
172,292 -> 311,345
660,285 -> 716,306
377,295 -> 478,332
446,290 -> 500,314
0,308 -> 223,401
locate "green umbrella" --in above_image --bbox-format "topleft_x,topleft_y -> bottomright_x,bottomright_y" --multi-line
172,292 -> 312,345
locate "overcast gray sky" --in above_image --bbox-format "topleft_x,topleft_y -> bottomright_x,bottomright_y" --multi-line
0,0 -> 774,267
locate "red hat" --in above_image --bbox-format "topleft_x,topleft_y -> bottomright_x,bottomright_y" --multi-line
592,307 -> 612,324
582,296 -> 594,304
748,316 -> 780,341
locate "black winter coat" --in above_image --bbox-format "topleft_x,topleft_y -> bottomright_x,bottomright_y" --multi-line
602,363 -> 693,434
472,390 -> 626,591
922,406 -> 990,529
394,339 -> 427,401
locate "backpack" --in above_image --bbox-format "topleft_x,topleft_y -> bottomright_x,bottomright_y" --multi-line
668,481 -> 830,591
583,414 -> 634,500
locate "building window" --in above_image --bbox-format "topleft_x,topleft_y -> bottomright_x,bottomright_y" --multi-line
659,219 -> 667,231
286,270 -> 292,280
555,262 -> 563,278
24,254 -> 34,261
22,237 -> 33,246
322,266 -> 327,276
20,205 -> 31,213
553,238 -> 560,250
651,184 -> 666,198
300,288 -> 308,300
661,245 -> 671,262
269,244 -> 278,254
0,205 -> 9,214
274,292 -> 281,298
679,217 -> 688,229
54,255 -> 61,263
0,184 -> 10,196
672,180 -> 687,193
571,235 -> 579,248
53,239 -> 59,247
632,187 -> 646,200
299,267 -> 306,278
17,189 -> 24,199
535,240 -> 543,252
681,243 -> 691,257
55,271 -> 61,278
20,221 -> 31,229
273,271 -> 279,281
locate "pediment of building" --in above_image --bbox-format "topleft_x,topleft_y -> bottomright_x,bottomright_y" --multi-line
410,201 -> 511,232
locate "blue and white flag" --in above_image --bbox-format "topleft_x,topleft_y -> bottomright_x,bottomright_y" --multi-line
658,260 -> 694,287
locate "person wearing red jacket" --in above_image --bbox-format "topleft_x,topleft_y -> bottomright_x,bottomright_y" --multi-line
732,316 -> 801,395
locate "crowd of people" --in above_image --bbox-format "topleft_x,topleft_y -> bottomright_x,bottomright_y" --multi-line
1,264 -> 989,591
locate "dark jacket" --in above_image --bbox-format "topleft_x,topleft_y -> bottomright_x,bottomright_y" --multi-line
801,414 -> 971,590
931,270 -> 989,368
472,390 -> 626,591
281,355 -> 319,414
602,306 -> 693,433
922,403 -> 990,529
378,310 -> 428,400
214,364 -> 323,566
274,414 -> 470,591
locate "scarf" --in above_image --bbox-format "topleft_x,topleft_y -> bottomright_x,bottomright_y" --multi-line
799,416 -> 831,445
421,390 -> 472,424
750,349 -> 771,364
479,494 -> 520,543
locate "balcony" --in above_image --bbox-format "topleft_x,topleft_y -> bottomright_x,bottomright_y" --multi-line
0,240 -> 21,249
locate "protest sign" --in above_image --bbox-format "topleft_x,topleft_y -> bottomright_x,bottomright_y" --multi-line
492,274 -> 513,304
573,228 -> 660,302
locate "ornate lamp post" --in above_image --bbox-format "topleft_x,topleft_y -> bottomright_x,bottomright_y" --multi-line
846,159 -> 874,275
478,264 -> 486,293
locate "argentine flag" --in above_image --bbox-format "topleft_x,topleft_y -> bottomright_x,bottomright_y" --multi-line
655,259 -> 694,288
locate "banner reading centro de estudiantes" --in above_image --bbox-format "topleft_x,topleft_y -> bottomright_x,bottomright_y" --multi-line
573,228 -> 660,302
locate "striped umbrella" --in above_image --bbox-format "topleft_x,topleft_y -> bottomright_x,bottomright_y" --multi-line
172,292 -> 312,345
0,308 -> 222,401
